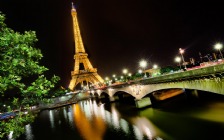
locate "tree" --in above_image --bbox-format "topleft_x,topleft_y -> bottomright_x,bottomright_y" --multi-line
0,12 -> 60,139
160,65 -> 180,75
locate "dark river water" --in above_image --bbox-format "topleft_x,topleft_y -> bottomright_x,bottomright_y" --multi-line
16,90 -> 224,140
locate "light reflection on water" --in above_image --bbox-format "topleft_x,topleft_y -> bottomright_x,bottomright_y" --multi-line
73,100 -> 106,140
18,92 -> 224,140
75,100 -> 163,140
49,110 -> 55,129
67,107 -> 73,128
25,124 -> 33,140
19,99 -> 161,140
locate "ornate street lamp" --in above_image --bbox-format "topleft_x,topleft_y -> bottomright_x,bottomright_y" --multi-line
105,77 -> 109,85
138,69 -> 143,74
179,48 -> 186,69
214,43 -> 223,59
175,56 -> 181,69
112,74 -> 116,82
139,60 -> 147,78
105,77 -> 109,81
122,69 -> 128,74
120,76 -> 124,82
153,64 -> 158,69
122,69 -> 128,82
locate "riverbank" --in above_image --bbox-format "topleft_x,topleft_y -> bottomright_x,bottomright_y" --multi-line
32,93 -> 91,113
0,92 -> 90,121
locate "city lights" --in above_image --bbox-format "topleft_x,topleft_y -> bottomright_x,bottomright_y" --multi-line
175,56 -> 181,69
179,48 -> 186,69
139,60 -> 148,78
153,64 -> 158,69
214,43 -> 223,59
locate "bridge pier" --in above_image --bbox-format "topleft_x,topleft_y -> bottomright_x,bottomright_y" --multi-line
109,96 -> 119,102
191,89 -> 199,98
135,97 -> 152,108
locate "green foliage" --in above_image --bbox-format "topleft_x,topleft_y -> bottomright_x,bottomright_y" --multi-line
132,72 -> 144,80
21,75 -> 60,105
0,112 -> 35,139
0,12 -> 60,139
160,66 -> 180,74
49,86 -> 67,98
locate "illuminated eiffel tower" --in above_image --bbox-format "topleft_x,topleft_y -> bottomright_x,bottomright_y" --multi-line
69,3 -> 104,90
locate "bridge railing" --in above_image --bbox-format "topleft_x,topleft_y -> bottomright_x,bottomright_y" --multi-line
139,63 -> 224,85
99,63 -> 224,90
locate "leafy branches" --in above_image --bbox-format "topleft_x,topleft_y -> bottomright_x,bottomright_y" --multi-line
0,12 -> 61,139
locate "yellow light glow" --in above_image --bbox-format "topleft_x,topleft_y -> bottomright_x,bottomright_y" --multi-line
139,60 -> 147,68
214,43 -> 223,50
175,56 -> 181,62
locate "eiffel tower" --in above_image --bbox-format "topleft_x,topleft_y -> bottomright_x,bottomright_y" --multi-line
69,3 -> 104,90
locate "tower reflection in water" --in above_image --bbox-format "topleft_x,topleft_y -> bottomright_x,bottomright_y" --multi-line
72,100 -> 161,140
21,100 -> 162,140
73,100 -> 106,140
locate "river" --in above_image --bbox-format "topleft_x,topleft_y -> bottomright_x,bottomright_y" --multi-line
16,90 -> 224,140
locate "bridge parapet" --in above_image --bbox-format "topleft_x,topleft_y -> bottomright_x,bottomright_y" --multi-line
139,63 -> 224,85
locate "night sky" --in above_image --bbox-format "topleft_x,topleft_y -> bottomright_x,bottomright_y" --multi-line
1,0 -> 224,87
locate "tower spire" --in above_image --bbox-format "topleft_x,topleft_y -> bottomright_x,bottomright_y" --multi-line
71,2 -> 85,53
69,3 -> 104,90
71,2 -> 75,10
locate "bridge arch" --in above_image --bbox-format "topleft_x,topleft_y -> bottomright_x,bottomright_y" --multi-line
113,90 -> 135,98
136,78 -> 224,99
100,92 -> 110,99
113,90 -> 134,97
93,92 -> 99,98
89,93 -> 94,98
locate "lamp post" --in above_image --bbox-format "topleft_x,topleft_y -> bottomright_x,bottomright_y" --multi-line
105,77 -> 109,85
175,56 -> 181,69
153,64 -> 158,69
214,43 -> 223,59
105,77 -> 109,81
120,76 -> 124,82
138,69 -> 143,74
179,48 -> 186,69
112,74 -> 116,83
139,60 -> 147,78
122,69 -> 128,82
137,69 -> 143,80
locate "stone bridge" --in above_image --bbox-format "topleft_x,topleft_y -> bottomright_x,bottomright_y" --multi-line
91,63 -> 224,108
